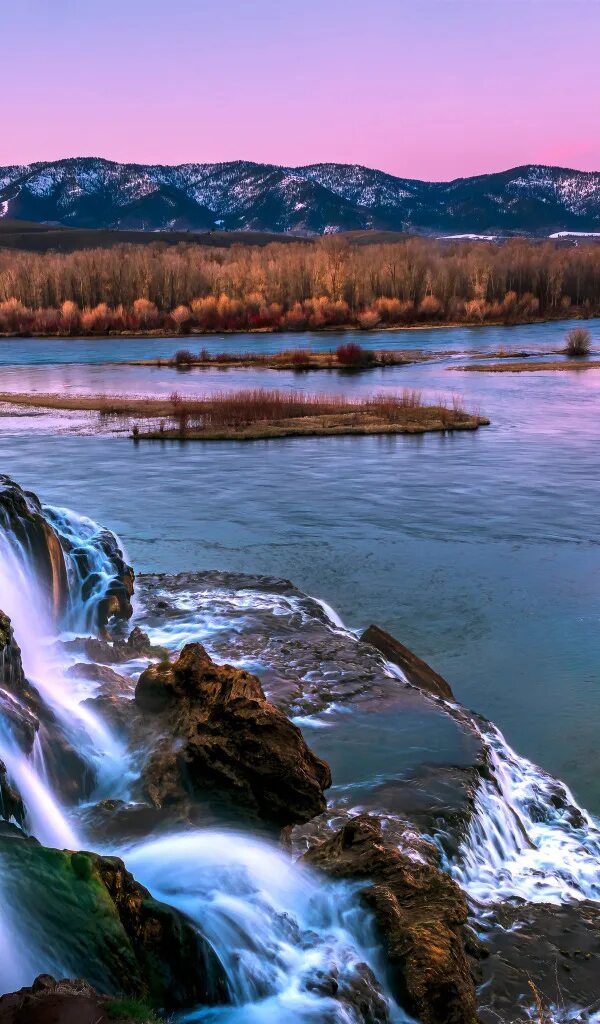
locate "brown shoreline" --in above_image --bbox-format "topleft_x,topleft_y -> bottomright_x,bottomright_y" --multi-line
450,360 -> 600,373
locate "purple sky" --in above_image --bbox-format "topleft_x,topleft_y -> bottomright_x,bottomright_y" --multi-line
3,0 -> 599,179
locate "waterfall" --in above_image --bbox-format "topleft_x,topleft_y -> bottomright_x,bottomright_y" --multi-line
0,501 -> 131,844
454,724 -> 600,906
0,725 -> 78,849
43,504 -> 131,633
125,830 -> 401,1023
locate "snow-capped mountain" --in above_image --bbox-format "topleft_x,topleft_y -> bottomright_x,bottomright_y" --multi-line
2,157 -> 600,235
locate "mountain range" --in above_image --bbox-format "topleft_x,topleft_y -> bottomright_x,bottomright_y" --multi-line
2,158 -> 600,236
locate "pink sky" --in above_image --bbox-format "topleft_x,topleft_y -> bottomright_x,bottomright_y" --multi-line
3,0 -> 599,179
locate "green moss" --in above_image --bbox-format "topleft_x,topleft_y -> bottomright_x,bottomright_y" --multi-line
71,851 -> 93,880
106,997 -> 159,1022
0,840 -> 143,997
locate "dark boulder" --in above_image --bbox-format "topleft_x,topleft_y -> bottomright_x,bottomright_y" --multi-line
361,625 -> 454,700
303,814 -> 478,1024
134,642 -> 331,828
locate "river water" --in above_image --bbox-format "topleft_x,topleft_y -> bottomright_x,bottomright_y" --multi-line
0,320 -> 599,815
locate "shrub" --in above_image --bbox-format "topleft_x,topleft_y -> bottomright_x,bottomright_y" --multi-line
171,304 -> 192,334
565,326 -> 591,356
418,294 -> 443,320
173,349 -> 195,366
336,342 -> 367,367
289,349 -> 311,368
357,310 -> 381,330
132,297 -> 159,328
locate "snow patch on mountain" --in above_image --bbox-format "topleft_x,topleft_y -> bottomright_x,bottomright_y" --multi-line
2,157 -> 600,235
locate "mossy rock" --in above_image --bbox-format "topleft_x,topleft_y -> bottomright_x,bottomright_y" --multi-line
0,839 -> 228,1011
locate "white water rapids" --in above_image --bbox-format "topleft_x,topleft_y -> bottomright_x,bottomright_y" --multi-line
1,494 -> 600,1020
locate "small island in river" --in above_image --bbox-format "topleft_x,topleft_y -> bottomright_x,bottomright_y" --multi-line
0,388 -> 489,440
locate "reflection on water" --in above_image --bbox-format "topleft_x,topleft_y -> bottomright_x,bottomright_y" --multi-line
0,322 -> 599,813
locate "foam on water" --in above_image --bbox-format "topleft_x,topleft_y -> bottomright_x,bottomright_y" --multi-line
454,723 -> 600,905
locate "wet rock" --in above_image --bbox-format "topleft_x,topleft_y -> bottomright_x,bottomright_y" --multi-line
0,838 -> 228,1010
303,814 -> 478,1024
0,760 -> 25,829
361,624 -> 454,700
48,517 -> 135,631
478,900 -> 600,1024
67,628 -> 169,665
134,642 -> 331,828
0,611 -> 95,807
134,573 -> 485,853
0,610 -> 40,750
301,953 -> 391,1024
0,476 -> 69,621
66,662 -> 132,698
80,798 -> 191,845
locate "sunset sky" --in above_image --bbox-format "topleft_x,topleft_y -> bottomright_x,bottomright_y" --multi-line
3,0 -> 599,179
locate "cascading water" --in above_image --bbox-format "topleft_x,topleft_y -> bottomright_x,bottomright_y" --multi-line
0,723 -> 79,849
453,723 -> 600,906
43,504 -> 131,633
125,831 -> 402,1023
0,499 -> 133,843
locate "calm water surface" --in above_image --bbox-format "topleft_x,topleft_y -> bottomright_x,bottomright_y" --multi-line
0,321 -> 599,811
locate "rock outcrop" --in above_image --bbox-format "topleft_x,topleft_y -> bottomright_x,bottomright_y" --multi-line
134,642 -> 331,828
0,976 -> 150,1024
303,815 -> 478,1024
0,838 -> 228,1010
361,624 -> 454,700
0,976 -> 114,1024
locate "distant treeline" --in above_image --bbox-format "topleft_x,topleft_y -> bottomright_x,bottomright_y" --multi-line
1,237 -> 600,335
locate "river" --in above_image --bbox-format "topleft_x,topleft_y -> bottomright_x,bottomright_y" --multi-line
0,319 -> 599,814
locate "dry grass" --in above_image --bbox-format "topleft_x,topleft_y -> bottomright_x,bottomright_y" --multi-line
0,387 -> 488,440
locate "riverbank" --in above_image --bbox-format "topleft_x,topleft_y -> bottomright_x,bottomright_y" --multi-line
0,313 -> 598,341
453,359 -> 600,373
0,388 -> 489,440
